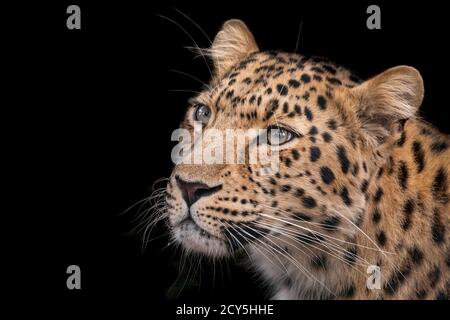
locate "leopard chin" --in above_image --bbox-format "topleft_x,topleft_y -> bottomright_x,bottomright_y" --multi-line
172,218 -> 229,257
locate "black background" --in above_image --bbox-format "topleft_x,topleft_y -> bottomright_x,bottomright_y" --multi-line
12,0 -> 450,315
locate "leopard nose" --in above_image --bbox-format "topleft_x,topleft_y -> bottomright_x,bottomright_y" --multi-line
175,175 -> 223,207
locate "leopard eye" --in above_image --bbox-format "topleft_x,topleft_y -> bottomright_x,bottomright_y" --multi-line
267,126 -> 296,146
193,104 -> 211,124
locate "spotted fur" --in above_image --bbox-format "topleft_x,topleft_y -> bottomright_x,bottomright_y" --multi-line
164,20 -> 450,300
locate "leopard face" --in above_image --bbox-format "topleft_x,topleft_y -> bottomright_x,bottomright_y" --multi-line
165,20 -> 424,262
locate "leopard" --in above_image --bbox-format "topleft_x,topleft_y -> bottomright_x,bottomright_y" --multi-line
162,19 -> 450,300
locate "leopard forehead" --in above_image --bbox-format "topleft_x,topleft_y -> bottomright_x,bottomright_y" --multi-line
192,51 -> 361,128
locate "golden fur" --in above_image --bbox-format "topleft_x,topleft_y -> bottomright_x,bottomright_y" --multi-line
164,20 -> 450,300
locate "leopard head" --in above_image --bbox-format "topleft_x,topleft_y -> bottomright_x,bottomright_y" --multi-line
164,20 -> 424,258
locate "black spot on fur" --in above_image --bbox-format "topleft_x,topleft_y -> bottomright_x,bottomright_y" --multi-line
265,99 -> 279,120
431,141 -> 448,154
354,210 -> 364,227
291,149 -> 300,160
288,79 -> 300,88
321,216 -> 341,231
412,141 -> 425,173
397,131 -> 406,146
317,95 -> 327,110
323,64 -> 337,74
304,106 -> 313,121
398,161 -> 409,190
431,208 -> 445,244
327,119 -> 337,130
387,156 -> 395,175
377,168 -> 384,179
284,158 -> 292,167
322,132 -> 332,142
432,167 -> 449,204
311,66 -> 324,74
320,166 -> 335,184
293,212 -> 312,221
310,147 -> 321,162
420,127 -> 433,135
372,208 -> 381,224
428,266 -> 441,288
311,255 -> 327,269
408,246 -> 423,265
343,247 -> 358,265
257,96 -> 263,106
373,187 -> 384,203
376,231 -> 387,246
337,145 -> 350,174
242,77 -> 252,84
360,179 -> 369,193
327,77 -> 342,85
401,199 -> 415,230
225,90 -> 234,100
383,263 -> 411,295
309,126 -> 318,135
295,188 -> 305,197
277,84 -> 288,96
340,187 -> 352,206
415,289 -> 427,299
300,74 -> 311,83
287,112 -> 296,120
302,196 -> 317,208
351,163 -> 359,176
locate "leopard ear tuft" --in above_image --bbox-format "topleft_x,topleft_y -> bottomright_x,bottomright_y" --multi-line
351,66 -> 424,144
206,19 -> 259,79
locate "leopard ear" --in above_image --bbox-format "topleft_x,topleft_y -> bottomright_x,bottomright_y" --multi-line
351,66 -> 424,144
208,19 -> 259,79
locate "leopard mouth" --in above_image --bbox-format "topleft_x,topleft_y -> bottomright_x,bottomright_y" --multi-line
173,218 -> 229,257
